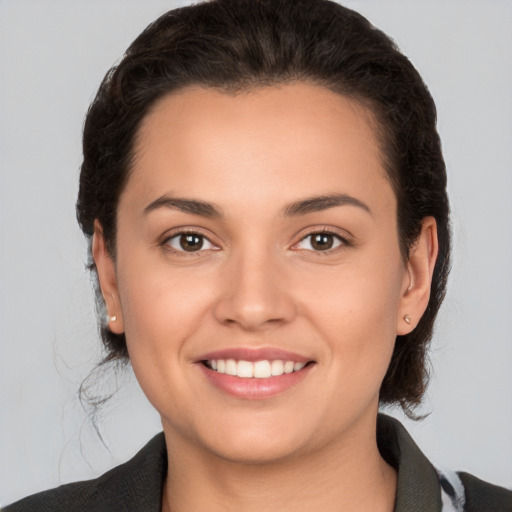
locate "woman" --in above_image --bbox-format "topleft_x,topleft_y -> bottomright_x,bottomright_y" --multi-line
4,0 -> 511,510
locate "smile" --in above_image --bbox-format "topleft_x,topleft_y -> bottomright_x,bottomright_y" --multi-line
197,348 -> 315,399
205,359 -> 307,378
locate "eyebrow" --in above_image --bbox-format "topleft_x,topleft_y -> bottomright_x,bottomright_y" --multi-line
283,193 -> 371,217
142,192 -> 371,219
143,196 -> 223,218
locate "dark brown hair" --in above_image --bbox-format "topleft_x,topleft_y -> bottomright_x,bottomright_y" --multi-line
77,0 -> 450,413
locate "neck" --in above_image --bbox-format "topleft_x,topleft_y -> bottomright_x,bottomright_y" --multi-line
161,414 -> 397,512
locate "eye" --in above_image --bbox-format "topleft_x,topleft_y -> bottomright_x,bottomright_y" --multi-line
295,232 -> 345,252
165,232 -> 216,253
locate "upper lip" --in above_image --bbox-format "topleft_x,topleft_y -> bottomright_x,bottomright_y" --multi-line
196,347 -> 312,363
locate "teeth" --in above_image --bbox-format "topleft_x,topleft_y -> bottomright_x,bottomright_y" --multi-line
225,359 -> 237,376
237,360 -> 253,378
284,361 -> 295,374
254,360 -> 271,378
206,359 -> 308,378
271,360 -> 284,376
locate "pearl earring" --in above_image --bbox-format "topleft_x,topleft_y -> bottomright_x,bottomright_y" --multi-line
404,314 -> 411,325
109,315 -> 117,322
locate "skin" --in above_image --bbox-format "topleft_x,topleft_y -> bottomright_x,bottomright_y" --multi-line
93,84 -> 438,512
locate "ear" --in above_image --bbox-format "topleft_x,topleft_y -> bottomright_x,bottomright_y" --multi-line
397,216 -> 438,335
92,220 -> 125,334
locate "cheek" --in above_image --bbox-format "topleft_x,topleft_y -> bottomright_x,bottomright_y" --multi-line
114,259 -> 218,423
113,240 -> 215,379
118,265 -> 214,351
298,246 -> 405,382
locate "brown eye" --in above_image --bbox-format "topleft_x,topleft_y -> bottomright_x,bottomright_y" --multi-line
311,233 -> 334,250
180,234 -> 203,251
295,232 -> 345,252
165,232 -> 215,253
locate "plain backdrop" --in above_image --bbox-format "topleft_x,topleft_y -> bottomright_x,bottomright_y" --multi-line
1,0 -> 511,506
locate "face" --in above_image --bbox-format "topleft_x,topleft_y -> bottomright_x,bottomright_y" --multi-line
95,84 -> 430,464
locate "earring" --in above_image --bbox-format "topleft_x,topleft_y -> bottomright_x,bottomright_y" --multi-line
109,315 -> 117,322
404,314 -> 411,325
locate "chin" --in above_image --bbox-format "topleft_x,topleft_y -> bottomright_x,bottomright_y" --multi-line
168,409 -> 316,465
206,432 -> 307,465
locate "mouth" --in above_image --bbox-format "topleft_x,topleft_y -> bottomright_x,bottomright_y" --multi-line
196,348 -> 316,399
202,359 -> 310,378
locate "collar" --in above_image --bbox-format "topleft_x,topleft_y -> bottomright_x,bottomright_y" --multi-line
377,414 -> 442,512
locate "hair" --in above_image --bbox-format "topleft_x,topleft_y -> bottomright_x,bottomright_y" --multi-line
76,0 -> 450,414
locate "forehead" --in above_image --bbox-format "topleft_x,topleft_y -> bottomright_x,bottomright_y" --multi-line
126,83 -> 394,216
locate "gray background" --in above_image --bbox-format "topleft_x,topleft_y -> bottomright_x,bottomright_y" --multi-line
1,0 -> 511,506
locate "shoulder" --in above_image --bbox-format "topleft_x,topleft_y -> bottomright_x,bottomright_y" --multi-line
2,433 -> 167,512
438,469 -> 512,512
377,414 -> 512,512
458,472 -> 512,512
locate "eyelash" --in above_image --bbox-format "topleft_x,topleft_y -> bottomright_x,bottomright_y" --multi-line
161,229 -> 218,256
293,228 -> 351,254
160,228 -> 352,256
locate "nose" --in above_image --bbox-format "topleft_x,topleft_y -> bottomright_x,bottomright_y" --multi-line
213,247 -> 296,332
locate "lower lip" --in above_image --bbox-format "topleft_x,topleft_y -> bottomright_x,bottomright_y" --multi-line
198,363 -> 314,400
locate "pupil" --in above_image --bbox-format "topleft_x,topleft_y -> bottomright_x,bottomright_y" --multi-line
180,234 -> 203,251
312,233 -> 333,250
